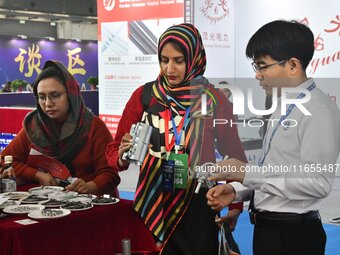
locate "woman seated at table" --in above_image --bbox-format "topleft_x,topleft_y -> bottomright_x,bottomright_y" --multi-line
1,60 -> 120,196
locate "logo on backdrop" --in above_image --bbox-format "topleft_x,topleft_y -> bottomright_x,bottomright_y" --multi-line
200,0 -> 230,25
103,0 -> 115,11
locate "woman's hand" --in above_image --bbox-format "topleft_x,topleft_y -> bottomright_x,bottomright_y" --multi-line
118,133 -> 133,167
66,179 -> 98,194
35,171 -> 58,186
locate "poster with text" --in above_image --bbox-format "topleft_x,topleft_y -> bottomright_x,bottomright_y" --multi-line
192,0 -> 235,79
97,0 -> 184,135
233,0 -> 340,165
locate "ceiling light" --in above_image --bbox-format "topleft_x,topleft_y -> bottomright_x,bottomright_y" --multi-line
19,20 -> 25,24
45,37 -> 55,41
50,21 -> 56,26
17,34 -> 27,39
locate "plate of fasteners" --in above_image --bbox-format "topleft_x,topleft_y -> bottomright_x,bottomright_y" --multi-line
0,192 -> 29,200
39,199 -> 67,208
20,195 -> 49,204
3,204 -> 45,214
61,201 -> 93,211
28,208 -> 71,220
92,196 -> 119,205
28,186 -> 64,196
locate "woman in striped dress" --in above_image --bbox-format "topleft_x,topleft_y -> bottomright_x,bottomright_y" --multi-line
106,23 -> 246,255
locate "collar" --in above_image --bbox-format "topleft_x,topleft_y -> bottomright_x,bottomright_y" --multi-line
276,78 -> 315,105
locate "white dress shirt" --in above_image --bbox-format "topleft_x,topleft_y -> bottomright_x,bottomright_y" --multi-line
232,78 -> 340,213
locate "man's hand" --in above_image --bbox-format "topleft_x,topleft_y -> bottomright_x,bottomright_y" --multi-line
206,183 -> 236,211
208,158 -> 246,183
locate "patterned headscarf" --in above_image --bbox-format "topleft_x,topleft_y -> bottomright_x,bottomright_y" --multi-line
151,23 -> 208,112
24,60 -> 93,173
133,23 -> 220,244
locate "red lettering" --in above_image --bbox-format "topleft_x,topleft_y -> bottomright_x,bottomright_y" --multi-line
321,56 -> 330,65
331,51 -> 340,62
309,50 -> 340,74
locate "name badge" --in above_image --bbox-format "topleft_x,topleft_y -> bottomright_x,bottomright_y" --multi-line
168,152 -> 188,189
162,159 -> 175,192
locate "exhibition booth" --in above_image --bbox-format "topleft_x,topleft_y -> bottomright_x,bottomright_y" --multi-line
0,1 -> 339,255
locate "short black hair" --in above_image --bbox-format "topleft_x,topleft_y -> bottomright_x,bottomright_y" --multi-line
246,20 -> 314,70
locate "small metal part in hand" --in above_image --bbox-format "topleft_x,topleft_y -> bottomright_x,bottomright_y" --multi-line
194,162 -> 217,194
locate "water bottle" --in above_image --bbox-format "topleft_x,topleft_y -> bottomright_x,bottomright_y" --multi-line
1,155 -> 16,192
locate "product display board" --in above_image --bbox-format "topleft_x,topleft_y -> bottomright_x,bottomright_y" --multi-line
233,0 -> 340,166
189,0 -> 236,78
97,0 -> 340,166
97,0 -> 185,135
190,0 -> 340,165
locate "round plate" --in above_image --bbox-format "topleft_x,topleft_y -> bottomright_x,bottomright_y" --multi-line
38,199 -> 67,208
3,204 -> 45,214
0,200 -> 20,209
61,202 -> 93,211
67,194 -> 96,203
28,208 -> 71,220
92,197 -> 120,206
48,191 -> 78,200
0,191 -> 29,200
28,186 -> 64,196
20,195 -> 49,204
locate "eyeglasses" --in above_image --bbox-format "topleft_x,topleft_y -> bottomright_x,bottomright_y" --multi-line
36,91 -> 66,104
251,60 -> 287,73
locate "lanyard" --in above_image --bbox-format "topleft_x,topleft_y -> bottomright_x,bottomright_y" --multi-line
164,108 -> 190,158
258,83 -> 316,166
172,107 -> 191,154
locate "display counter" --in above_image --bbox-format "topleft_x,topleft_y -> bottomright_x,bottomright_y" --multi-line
0,185 -> 158,255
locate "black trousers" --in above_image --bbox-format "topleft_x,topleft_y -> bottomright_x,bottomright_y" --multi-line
253,218 -> 326,255
161,189 -> 219,255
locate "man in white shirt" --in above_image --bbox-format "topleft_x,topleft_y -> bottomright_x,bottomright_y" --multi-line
206,20 -> 340,255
